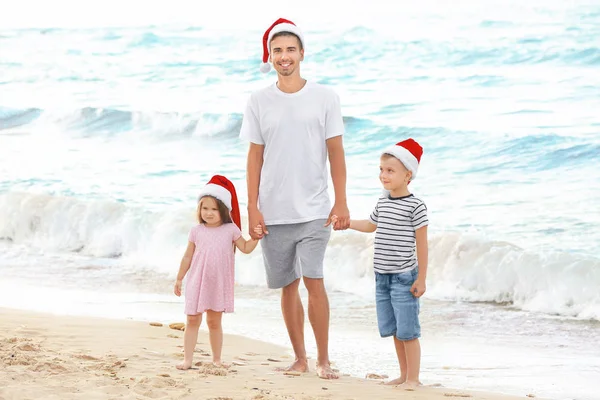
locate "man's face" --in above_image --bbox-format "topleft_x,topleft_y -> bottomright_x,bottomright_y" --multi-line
269,35 -> 304,77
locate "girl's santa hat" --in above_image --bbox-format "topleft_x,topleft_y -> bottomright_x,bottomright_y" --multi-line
382,138 -> 423,182
197,175 -> 241,229
260,18 -> 305,73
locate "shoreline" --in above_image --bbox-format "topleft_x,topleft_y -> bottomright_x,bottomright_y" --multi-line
0,307 -> 537,400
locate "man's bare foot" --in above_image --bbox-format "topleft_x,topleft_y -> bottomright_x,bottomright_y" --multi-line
397,380 -> 421,390
176,361 -> 193,370
316,363 -> 339,380
274,359 -> 309,373
383,376 -> 406,385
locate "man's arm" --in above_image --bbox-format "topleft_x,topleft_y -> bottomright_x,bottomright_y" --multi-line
325,136 -> 350,230
246,143 -> 267,238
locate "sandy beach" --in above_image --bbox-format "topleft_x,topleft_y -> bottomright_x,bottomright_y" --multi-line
0,308 -> 535,400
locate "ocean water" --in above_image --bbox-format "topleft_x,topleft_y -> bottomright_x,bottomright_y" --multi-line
1,1 -> 600,399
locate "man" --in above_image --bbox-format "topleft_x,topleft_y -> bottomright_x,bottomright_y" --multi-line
239,18 -> 350,380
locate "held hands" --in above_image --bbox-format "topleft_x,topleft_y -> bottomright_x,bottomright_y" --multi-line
174,280 -> 182,297
326,202 -> 350,230
248,206 -> 268,240
410,279 -> 426,298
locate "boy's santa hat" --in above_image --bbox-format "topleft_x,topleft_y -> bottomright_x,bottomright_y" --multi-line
260,18 -> 305,73
382,138 -> 423,182
197,175 -> 241,229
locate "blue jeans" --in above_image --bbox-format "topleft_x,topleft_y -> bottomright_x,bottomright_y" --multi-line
375,268 -> 421,341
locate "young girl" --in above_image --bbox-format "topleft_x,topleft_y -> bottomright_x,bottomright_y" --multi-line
174,175 -> 262,370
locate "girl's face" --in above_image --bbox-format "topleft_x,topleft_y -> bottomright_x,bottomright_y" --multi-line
199,196 -> 222,226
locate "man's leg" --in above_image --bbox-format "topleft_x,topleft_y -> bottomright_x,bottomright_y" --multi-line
280,278 -> 309,372
303,277 -> 338,379
261,223 -> 307,372
297,219 -> 337,379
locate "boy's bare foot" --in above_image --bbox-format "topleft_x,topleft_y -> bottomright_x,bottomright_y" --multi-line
176,361 -> 193,370
316,363 -> 339,380
212,361 -> 229,368
383,376 -> 406,385
274,359 -> 309,373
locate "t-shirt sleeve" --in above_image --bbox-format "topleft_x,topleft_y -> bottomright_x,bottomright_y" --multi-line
325,91 -> 344,140
188,226 -> 197,243
231,224 -> 242,242
412,201 -> 429,230
239,95 -> 264,145
368,201 -> 379,225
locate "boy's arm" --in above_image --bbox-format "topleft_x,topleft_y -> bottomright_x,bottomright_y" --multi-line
326,135 -> 349,230
411,226 -> 428,297
234,236 -> 259,254
349,219 -> 377,233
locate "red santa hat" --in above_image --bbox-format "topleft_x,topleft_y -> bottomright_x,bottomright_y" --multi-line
260,18 -> 305,73
382,138 -> 423,181
197,175 -> 241,229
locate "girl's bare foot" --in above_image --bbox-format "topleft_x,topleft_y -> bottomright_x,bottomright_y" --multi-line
275,359 -> 309,373
176,361 -> 193,370
383,376 -> 406,385
316,363 -> 339,379
398,380 -> 422,390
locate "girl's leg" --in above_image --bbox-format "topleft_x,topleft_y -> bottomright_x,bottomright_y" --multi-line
176,314 -> 202,370
206,310 -> 224,365
385,336 -> 408,385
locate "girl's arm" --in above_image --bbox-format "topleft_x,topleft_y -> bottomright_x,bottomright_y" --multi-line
174,241 -> 196,296
349,219 -> 377,233
234,236 -> 259,254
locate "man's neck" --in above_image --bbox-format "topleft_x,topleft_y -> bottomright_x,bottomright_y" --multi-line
276,74 -> 306,94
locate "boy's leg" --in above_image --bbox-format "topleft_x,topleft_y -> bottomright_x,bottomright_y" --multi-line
385,337 -> 408,385
261,224 -> 307,372
389,268 -> 422,388
177,314 -> 202,370
206,310 -> 223,365
297,219 -> 336,379
403,338 -> 421,386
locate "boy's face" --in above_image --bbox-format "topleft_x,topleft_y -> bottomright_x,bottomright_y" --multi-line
270,35 -> 304,77
379,155 -> 411,192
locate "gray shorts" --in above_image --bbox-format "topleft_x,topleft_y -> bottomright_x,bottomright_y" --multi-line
261,219 -> 331,289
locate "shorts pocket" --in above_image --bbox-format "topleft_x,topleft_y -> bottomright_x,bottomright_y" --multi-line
393,269 -> 417,286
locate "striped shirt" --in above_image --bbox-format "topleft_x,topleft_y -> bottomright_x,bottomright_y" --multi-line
369,194 -> 428,274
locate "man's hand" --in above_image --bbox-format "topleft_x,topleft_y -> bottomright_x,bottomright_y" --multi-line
248,206 -> 268,239
410,279 -> 426,298
326,201 -> 350,230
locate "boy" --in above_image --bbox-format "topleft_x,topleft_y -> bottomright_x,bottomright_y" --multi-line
336,138 -> 428,388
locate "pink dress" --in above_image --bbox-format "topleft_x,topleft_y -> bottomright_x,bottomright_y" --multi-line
184,223 -> 241,315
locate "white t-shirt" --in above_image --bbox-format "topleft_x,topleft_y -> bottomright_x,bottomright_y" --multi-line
239,81 -> 344,225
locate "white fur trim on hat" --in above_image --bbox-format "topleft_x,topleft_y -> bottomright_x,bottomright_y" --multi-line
267,23 -> 304,52
198,184 -> 232,210
382,145 -> 420,181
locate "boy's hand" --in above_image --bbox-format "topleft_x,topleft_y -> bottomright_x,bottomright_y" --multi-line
174,280 -> 182,297
410,279 -> 426,298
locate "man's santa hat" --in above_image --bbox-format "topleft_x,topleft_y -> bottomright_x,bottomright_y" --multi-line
260,18 -> 305,73
382,138 -> 423,182
197,175 -> 241,229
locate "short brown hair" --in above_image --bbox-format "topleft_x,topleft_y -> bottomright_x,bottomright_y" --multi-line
197,196 -> 232,225
270,31 -> 303,51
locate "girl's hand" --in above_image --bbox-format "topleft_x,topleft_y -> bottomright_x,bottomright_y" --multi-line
253,224 -> 263,238
174,280 -> 182,297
